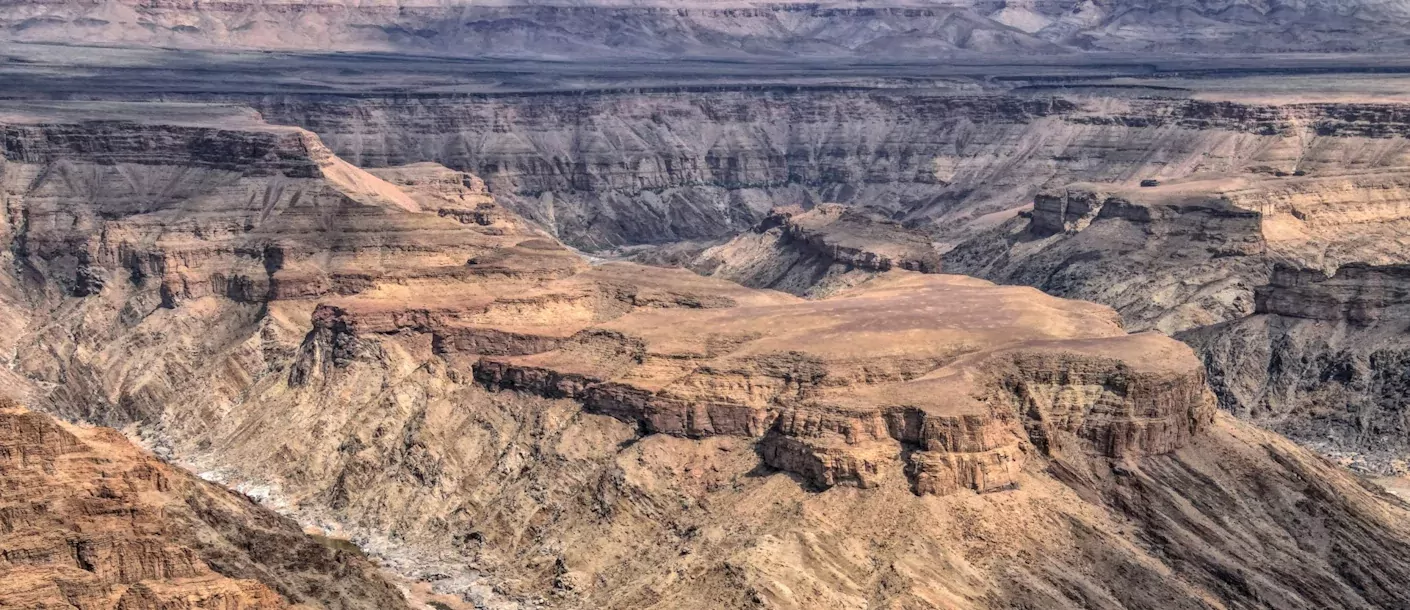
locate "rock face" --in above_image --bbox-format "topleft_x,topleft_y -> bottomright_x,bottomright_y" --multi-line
670,204 -> 941,297
236,92 -> 1410,252
946,181 -> 1270,335
0,399 -> 410,610
1185,262 -> 1410,473
10,103 -> 1410,609
1254,263 -> 1410,323
469,271 -> 1213,493
250,92 -> 1078,250
945,169 -> 1410,472
4,0 -> 1410,58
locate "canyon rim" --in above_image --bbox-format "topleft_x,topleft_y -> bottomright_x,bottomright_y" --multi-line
11,2 -> 1410,609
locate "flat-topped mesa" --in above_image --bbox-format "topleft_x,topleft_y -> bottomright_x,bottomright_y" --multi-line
763,204 -> 941,274
294,262 -> 785,383
689,203 -> 942,297
1256,263 -> 1410,323
471,271 -> 1216,495
0,116 -> 321,177
1027,188 -> 1158,236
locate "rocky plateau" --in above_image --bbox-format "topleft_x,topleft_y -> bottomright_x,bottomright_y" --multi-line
12,6 -> 1410,604
6,100 -> 1410,609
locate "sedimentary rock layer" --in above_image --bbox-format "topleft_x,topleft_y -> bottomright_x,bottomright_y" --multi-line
0,400 -> 409,610
238,92 -> 1410,251
464,271 -> 1213,493
7,104 -> 1410,609
944,170 -> 1410,471
674,203 -> 941,297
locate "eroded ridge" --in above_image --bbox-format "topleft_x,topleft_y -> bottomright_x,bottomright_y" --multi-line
0,400 -> 408,610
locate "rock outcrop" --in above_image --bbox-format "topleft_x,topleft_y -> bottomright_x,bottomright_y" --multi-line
1183,262 -> 1410,473
1254,263 -> 1410,323
946,170 -> 1410,472
661,204 -> 941,297
467,271 -> 1213,494
9,102 -> 1410,609
946,181 -> 1270,335
0,399 -> 410,610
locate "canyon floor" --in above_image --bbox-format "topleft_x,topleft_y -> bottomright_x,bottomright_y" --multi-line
11,43 -> 1410,609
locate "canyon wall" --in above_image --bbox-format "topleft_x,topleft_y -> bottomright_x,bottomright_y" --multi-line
238,82 -> 1410,475
946,170 -> 1410,472
8,105 -> 1410,608
1185,262 -> 1410,472
237,93 -> 1410,251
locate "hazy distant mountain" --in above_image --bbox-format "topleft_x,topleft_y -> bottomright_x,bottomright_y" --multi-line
2,0 -> 1407,59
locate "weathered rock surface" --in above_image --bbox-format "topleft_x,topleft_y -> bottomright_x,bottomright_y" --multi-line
945,170 -> 1410,472
469,270 -> 1212,493
0,399 -> 410,610
237,92 -> 1410,252
9,103 -> 1410,609
946,181 -> 1270,335
659,204 -> 941,297
1184,262 -> 1410,473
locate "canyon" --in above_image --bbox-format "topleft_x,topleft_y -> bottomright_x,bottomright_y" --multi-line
5,101 -> 1410,608
10,3 -> 1410,605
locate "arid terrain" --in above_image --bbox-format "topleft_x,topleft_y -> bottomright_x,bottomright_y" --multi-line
10,0 -> 1410,58
10,1 -> 1410,608
1,94 -> 1410,609
0,399 -> 410,610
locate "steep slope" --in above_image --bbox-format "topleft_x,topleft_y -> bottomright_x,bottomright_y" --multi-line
944,180 -> 1272,335
7,102 -> 1410,609
944,170 -> 1410,473
243,92 -> 1410,251
0,400 -> 410,610
1184,264 -> 1410,473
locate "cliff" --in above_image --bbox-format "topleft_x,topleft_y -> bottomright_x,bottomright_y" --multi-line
0,400 -> 410,610
1183,261 -> 1410,473
945,168 -> 1410,473
1255,263 -> 1410,323
946,181 -> 1269,335
464,270 -> 1212,493
8,103 -> 1410,609
670,204 -> 941,297
232,92 -> 1410,252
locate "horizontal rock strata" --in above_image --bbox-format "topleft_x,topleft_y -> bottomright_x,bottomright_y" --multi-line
948,170 -> 1410,470
9,105 -> 1410,609
465,272 -> 1216,494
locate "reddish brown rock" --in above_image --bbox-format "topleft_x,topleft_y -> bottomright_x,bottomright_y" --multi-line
470,272 -> 1215,494
0,400 -> 409,610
